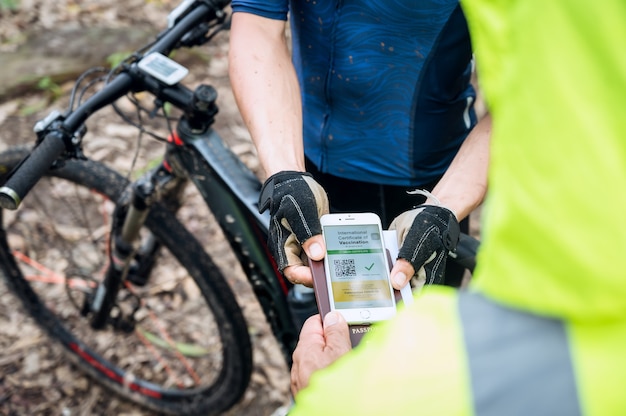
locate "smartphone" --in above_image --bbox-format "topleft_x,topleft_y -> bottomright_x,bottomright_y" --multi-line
320,212 -> 397,324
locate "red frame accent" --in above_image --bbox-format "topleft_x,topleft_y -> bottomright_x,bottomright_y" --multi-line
69,342 -> 163,399
167,131 -> 184,146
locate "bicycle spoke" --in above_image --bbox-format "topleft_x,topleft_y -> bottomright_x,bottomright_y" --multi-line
126,281 -> 203,386
12,250 -> 95,290
2,172 -> 226,395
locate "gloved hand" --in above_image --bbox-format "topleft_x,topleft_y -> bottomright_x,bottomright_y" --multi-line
258,171 -> 329,277
389,205 -> 460,286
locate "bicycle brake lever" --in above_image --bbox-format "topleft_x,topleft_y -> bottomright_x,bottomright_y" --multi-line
167,0 -> 196,29
33,110 -> 63,134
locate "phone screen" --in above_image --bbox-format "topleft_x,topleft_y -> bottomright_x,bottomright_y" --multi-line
323,223 -> 394,310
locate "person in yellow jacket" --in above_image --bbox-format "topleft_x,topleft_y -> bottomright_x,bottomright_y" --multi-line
288,0 -> 626,414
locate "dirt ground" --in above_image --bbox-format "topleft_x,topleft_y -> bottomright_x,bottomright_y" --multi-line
0,2 -> 484,415
0,1 -> 292,415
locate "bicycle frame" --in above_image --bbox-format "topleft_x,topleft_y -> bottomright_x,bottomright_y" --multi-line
0,0 -> 478,378
95,95 -> 299,364
164,117 -> 299,362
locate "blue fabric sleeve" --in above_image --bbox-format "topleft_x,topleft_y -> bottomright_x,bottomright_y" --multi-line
231,0 -> 289,21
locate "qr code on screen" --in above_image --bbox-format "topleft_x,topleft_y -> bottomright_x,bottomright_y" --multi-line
333,259 -> 356,278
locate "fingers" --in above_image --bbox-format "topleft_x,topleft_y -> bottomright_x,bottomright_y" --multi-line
291,314 -> 325,395
390,258 -> 415,290
401,224 -> 440,266
393,205 -> 459,286
284,264 -> 314,287
296,314 -> 326,348
290,312 -> 351,397
423,251 -> 448,285
302,235 -> 325,261
262,171 -> 327,272
321,311 -> 351,354
282,235 -> 325,286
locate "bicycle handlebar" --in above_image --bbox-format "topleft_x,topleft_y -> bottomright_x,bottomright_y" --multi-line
0,0 -> 230,210
452,233 -> 479,271
0,131 -> 67,210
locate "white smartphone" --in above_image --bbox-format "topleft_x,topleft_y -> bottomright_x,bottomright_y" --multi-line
137,52 -> 189,85
320,212 -> 397,324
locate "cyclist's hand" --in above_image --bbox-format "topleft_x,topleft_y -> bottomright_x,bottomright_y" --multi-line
389,205 -> 460,289
259,171 -> 329,286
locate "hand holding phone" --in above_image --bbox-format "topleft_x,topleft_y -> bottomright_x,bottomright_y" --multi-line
320,213 -> 397,325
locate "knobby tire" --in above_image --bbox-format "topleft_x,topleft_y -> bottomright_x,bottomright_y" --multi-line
0,146 -> 253,415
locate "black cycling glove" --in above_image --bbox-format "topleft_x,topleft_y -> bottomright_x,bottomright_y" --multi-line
390,205 -> 460,285
258,171 -> 329,272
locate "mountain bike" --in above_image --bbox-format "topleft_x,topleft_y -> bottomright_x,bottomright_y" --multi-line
0,1 -> 480,415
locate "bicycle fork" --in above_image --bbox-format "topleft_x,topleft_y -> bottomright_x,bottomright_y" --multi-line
86,162 -> 185,330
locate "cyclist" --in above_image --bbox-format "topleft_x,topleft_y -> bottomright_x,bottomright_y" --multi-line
228,1 -> 491,290
288,0 -> 626,413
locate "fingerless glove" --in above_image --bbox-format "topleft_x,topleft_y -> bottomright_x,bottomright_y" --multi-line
259,171 -> 329,271
390,205 -> 460,285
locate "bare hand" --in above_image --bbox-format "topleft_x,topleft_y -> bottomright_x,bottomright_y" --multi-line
290,311 -> 352,396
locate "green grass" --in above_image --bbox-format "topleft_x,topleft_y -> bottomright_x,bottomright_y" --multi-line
0,0 -> 19,11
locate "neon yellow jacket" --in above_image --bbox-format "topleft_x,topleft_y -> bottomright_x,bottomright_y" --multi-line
291,0 -> 626,414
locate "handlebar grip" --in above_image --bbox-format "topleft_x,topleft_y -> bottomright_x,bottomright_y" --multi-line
452,233 -> 480,272
0,131 -> 67,210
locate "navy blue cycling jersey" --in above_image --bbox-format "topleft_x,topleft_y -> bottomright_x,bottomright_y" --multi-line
232,0 -> 476,186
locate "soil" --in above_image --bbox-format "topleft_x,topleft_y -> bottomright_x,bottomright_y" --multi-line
0,1 -> 292,415
0,2 -> 484,415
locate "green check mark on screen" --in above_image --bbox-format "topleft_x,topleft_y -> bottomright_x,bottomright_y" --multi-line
365,263 -> 374,271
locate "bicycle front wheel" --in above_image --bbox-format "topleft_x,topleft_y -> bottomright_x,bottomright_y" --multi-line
0,147 -> 252,415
